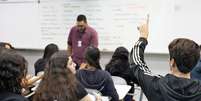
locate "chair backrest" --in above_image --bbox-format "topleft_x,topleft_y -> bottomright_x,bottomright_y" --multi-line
86,88 -> 111,101
85,88 -> 102,96
111,76 -> 127,85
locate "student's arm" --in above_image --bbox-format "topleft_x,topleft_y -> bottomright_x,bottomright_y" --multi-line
80,94 -> 102,101
27,75 -> 43,86
22,73 -> 44,87
104,73 -> 119,101
129,15 -> 161,99
75,81 -> 93,101
67,57 -> 76,74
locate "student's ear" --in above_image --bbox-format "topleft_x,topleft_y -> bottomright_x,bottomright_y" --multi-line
172,58 -> 177,67
169,58 -> 176,67
169,58 -> 177,72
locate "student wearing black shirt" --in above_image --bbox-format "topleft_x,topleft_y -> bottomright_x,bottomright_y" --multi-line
130,15 -> 201,101
34,43 -> 58,75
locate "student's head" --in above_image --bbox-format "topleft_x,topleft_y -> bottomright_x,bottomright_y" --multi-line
0,49 -> 27,94
0,42 -> 14,49
76,14 -> 87,33
85,46 -> 101,69
43,43 -> 59,59
34,51 -> 78,101
112,46 -> 129,60
105,47 -> 130,74
106,47 -> 129,67
168,38 -> 200,74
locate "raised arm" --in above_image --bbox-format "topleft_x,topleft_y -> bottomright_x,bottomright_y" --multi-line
129,15 -> 161,99
130,14 -> 151,74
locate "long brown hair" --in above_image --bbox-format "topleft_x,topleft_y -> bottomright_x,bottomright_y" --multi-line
33,51 -> 78,101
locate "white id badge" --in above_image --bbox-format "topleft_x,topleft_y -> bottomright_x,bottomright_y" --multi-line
78,40 -> 82,47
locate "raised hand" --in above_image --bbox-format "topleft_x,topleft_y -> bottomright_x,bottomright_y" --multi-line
138,14 -> 149,39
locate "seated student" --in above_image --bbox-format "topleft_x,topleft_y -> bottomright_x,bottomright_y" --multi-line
76,46 -> 119,101
130,16 -> 201,101
0,44 -> 42,92
0,49 -> 28,101
0,43 -> 43,96
105,46 -> 133,85
33,51 -> 92,101
105,46 -> 134,101
191,45 -> 201,81
34,43 -> 58,75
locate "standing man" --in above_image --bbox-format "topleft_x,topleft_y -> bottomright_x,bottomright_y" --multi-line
67,14 -> 98,69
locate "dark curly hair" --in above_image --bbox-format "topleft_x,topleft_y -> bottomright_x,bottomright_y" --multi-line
0,49 -> 27,94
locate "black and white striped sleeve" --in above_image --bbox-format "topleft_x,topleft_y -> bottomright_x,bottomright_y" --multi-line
130,37 -> 152,75
129,38 -> 161,96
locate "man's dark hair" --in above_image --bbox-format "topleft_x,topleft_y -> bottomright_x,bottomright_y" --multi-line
168,38 -> 200,73
77,14 -> 87,23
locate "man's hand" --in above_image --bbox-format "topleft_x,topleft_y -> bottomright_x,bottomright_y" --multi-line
138,14 -> 149,39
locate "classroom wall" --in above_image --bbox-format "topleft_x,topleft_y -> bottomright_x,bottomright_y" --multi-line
3,0 -> 201,54
16,50 -> 170,76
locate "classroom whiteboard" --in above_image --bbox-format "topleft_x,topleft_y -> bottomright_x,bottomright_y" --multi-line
0,0 -> 201,53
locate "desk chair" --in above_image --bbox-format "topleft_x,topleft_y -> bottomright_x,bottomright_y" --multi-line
112,76 -> 145,101
86,88 -> 111,101
112,76 -> 133,101
111,76 -> 127,85
133,85 -> 144,101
